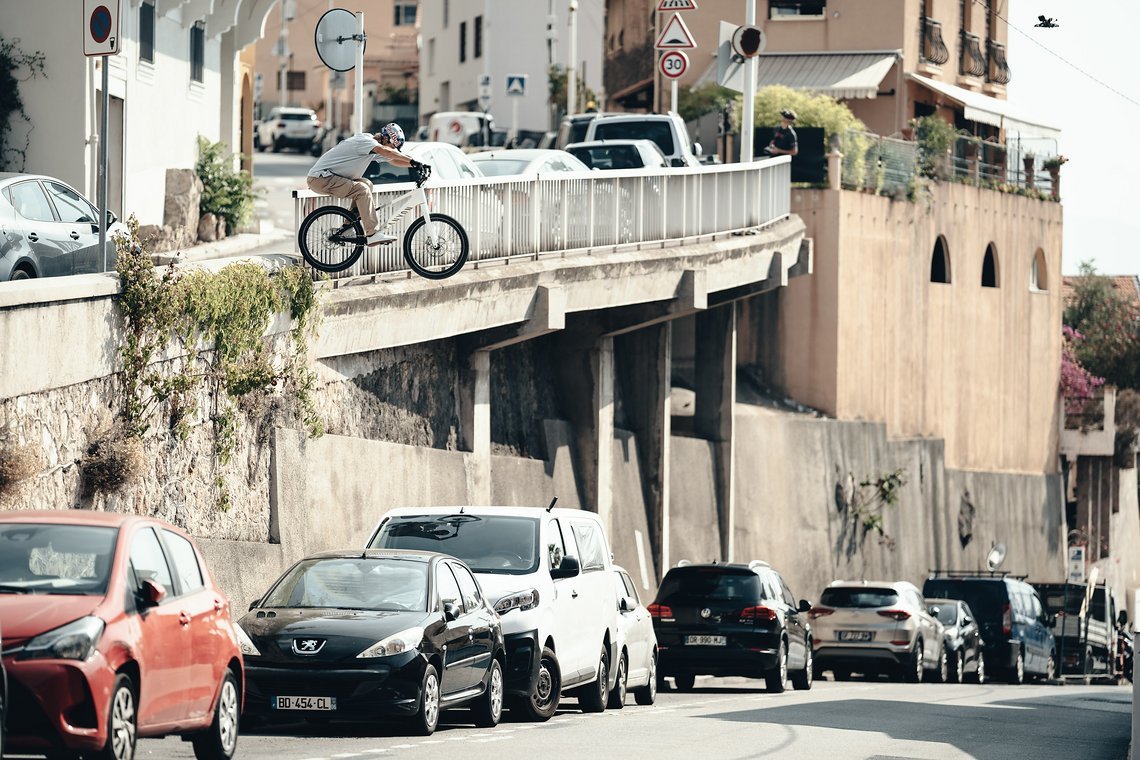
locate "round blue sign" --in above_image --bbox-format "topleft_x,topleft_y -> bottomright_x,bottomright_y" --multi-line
90,5 -> 112,44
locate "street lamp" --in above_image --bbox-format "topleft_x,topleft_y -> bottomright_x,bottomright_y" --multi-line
567,0 -> 578,116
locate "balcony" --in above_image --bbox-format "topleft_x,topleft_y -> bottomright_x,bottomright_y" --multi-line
958,31 -> 986,77
921,17 -> 949,65
987,40 -> 1011,85
1060,387 -> 1117,458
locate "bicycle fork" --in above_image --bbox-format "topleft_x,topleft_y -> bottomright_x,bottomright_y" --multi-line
414,187 -> 441,247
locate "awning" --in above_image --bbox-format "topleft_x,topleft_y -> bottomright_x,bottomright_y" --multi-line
752,51 -> 899,99
909,73 -> 1060,140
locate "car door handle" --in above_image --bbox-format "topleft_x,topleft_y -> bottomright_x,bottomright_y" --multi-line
179,611 -> 191,626
69,231 -> 80,240
27,232 -> 38,242
571,590 -> 579,598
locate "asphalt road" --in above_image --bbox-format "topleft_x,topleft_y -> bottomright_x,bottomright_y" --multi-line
250,150 -> 315,238
129,677 -> 1131,760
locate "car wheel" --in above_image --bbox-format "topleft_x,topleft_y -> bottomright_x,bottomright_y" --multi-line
10,267 -> 33,281
472,658 -> 504,727
929,644 -> 949,683
906,640 -> 924,683
607,652 -> 628,710
791,639 -> 813,691
832,669 -> 851,682
765,640 -> 788,693
673,673 -> 696,692
634,650 -> 658,706
512,646 -> 560,722
411,664 -> 440,736
93,673 -> 137,760
192,670 -> 239,760
1045,652 -> 1056,682
973,650 -> 987,684
579,647 -> 609,713
1008,648 -> 1025,685
950,648 -> 965,684
272,136 -> 283,153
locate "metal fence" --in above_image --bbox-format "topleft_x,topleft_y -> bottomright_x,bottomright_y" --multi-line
292,157 -> 792,280
841,131 -> 917,195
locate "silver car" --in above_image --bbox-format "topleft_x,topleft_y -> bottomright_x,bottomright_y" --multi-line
0,173 -> 123,282
811,580 -> 947,682
609,565 -> 658,708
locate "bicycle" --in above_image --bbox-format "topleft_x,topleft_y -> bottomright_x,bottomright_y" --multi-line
297,161 -> 470,280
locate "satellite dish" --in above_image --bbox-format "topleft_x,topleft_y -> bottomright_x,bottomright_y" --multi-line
986,542 -> 1007,571
315,8 -> 363,72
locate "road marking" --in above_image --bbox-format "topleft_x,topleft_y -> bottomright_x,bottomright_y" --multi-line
389,744 -> 417,749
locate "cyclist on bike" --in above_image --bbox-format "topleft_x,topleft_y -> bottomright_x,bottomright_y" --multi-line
307,123 -> 417,246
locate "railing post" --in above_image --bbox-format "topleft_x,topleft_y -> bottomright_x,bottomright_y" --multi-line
829,148 -> 844,190
531,179 -> 542,254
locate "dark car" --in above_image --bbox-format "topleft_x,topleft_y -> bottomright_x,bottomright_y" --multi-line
238,549 -> 505,736
928,598 -> 986,683
649,561 -> 813,693
923,573 -> 1056,684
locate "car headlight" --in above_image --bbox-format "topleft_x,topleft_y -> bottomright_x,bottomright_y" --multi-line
494,588 -> 540,615
235,624 -> 261,657
18,616 -> 105,661
357,627 -> 424,658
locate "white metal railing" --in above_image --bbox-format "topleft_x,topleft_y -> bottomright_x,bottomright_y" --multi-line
292,157 -> 792,280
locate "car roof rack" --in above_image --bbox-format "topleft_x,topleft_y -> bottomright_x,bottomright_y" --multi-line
927,569 -> 1029,580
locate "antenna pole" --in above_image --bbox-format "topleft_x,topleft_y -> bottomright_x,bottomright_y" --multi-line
354,12 -> 365,134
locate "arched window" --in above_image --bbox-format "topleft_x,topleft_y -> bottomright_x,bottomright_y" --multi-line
930,235 -> 951,284
1031,248 -> 1049,291
981,243 -> 999,288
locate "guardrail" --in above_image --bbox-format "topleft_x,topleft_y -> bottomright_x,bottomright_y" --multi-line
292,157 -> 792,280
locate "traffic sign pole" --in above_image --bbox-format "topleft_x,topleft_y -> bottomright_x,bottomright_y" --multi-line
741,0 -> 756,163
99,57 -> 109,272
354,12 -> 364,134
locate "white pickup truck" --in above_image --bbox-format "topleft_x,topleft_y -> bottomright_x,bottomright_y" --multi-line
583,112 -> 702,168
1035,581 -> 1120,677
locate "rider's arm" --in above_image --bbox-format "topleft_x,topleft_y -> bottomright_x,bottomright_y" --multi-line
371,143 -> 414,167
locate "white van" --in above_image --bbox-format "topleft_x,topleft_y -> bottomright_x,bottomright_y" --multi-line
365,505 -> 620,720
427,111 -> 496,147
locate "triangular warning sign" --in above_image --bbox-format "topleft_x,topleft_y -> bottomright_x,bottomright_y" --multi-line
655,12 -> 696,50
657,0 -> 698,10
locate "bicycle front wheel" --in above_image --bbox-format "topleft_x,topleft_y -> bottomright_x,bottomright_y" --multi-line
403,213 -> 470,280
299,206 -> 365,272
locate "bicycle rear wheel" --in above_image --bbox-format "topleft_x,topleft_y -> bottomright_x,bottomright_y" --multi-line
299,206 -> 365,272
403,213 -> 469,280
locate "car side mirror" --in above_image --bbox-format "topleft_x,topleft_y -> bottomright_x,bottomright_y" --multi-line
798,599 -> 812,613
1119,610 -> 1130,629
962,616 -> 972,626
107,210 -> 117,226
1047,613 -> 1057,628
138,579 -> 167,609
443,602 -> 461,622
928,605 -> 940,617
551,555 -> 580,580
620,596 -> 635,612
248,598 -> 260,611
693,141 -> 703,157
670,157 -> 686,167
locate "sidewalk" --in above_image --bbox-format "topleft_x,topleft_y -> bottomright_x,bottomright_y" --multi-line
152,222 -> 294,266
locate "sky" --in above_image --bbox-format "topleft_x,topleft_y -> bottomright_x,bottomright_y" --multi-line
1005,0 -> 1138,276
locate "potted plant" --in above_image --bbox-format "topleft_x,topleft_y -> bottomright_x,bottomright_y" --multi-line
1042,154 -> 1068,175
1022,152 -> 1036,190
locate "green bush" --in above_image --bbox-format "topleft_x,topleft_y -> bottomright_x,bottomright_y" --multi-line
913,115 -> 958,179
753,85 -> 869,183
195,136 -> 255,232
678,82 -> 737,123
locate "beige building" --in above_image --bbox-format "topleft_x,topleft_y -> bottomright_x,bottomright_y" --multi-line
254,0 -> 419,129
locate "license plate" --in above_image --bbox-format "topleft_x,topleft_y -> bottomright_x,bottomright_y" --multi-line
272,695 -> 337,711
685,635 -> 726,646
838,631 -> 872,642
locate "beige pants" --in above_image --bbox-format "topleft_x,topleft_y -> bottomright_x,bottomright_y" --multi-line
306,174 -> 380,235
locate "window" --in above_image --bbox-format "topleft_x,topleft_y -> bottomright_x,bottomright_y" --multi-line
570,519 -> 608,571
657,569 -> 761,602
428,37 -> 436,75
139,1 -> 155,64
451,564 -> 484,612
0,523 -> 117,595
394,1 -> 417,26
372,514 -> 540,575
129,527 -> 174,594
1031,248 -> 1048,291
930,234 -> 951,283
161,530 -> 204,594
769,0 -> 826,18
443,0 -> 449,28
779,576 -> 797,607
9,181 -> 55,222
189,21 -> 205,83
459,21 -> 466,63
286,70 -> 306,91
620,571 -> 641,605
474,15 -> 482,59
982,243 -> 999,287
45,182 -> 96,223
436,563 -> 462,610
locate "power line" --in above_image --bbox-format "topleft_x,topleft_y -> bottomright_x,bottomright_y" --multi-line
972,0 -> 1140,109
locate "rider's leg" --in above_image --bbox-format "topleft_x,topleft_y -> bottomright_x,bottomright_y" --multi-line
307,175 -> 379,235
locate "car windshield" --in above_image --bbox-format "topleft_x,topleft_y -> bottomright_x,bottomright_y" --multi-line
0,523 -> 118,595
474,159 -> 533,176
592,121 -> 676,157
923,580 -> 1005,623
261,557 -> 429,611
280,112 -> 314,121
932,603 -> 958,625
819,587 -> 899,608
363,161 -> 415,184
371,514 -> 541,575
656,568 -> 762,602
569,145 -> 642,170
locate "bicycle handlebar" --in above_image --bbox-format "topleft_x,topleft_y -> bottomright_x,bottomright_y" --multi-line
409,160 -> 431,188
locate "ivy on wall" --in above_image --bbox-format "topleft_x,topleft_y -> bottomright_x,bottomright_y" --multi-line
0,36 -> 46,172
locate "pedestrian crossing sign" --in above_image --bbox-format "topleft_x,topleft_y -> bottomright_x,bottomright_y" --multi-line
506,74 -> 527,96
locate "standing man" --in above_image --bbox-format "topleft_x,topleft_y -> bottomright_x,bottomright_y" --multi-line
307,123 -> 416,245
765,109 -> 799,157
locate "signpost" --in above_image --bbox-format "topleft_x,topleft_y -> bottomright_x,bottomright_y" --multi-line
506,75 -> 526,146
654,10 -> 696,116
659,51 -> 688,114
83,0 -> 121,274
1068,545 -> 1087,584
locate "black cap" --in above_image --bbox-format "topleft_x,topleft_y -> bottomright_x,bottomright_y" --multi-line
780,109 -> 797,121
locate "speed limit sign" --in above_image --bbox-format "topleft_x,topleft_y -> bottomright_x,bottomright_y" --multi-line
659,50 -> 689,79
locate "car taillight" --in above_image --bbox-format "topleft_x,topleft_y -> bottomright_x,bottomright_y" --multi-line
277,121 -> 287,128
648,603 -> 673,621
808,606 -> 835,620
877,609 -> 911,621
1002,603 -> 1012,635
739,606 -> 777,624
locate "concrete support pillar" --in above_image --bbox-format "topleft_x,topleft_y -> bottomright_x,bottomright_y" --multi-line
694,303 -> 737,562
458,350 -> 492,504
616,322 -> 672,577
595,338 -> 614,537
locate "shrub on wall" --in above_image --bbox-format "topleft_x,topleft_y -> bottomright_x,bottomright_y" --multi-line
196,135 -> 255,232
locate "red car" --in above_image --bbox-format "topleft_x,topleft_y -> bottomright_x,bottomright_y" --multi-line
0,511 -> 242,760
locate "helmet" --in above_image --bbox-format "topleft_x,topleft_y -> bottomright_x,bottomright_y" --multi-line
379,122 -> 405,149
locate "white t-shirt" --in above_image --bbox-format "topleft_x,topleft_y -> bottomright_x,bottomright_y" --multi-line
308,133 -> 391,179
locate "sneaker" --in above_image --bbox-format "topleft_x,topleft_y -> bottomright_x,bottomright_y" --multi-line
366,230 -> 397,246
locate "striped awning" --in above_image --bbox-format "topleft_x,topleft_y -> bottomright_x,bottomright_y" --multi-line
753,51 -> 899,99
909,73 -> 1060,140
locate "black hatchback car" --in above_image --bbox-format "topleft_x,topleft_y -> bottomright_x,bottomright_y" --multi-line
238,550 -> 505,736
649,561 -> 813,693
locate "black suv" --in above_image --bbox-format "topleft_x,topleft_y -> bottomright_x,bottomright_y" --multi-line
649,561 -> 813,693
922,573 -> 1056,684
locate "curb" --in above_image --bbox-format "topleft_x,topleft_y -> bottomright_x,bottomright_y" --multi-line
155,228 -> 293,265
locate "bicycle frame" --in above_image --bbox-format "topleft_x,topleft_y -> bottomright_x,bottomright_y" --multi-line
374,185 -> 440,246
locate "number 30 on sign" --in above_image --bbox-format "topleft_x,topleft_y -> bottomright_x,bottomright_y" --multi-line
660,50 -> 689,79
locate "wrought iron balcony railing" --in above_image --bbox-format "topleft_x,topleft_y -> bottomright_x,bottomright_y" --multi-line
987,40 -> 1011,85
959,30 -> 986,77
921,17 -> 950,65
